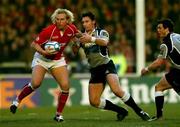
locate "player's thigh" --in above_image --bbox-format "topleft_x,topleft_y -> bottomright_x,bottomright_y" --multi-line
51,65 -> 70,90
155,75 -> 172,91
31,65 -> 47,88
89,83 -> 104,103
106,74 -> 124,97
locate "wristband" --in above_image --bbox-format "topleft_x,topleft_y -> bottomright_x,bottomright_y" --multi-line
91,37 -> 96,43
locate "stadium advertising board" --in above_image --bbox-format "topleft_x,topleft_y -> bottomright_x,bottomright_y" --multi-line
0,76 -> 179,109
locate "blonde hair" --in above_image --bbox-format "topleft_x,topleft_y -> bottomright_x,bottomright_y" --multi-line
51,8 -> 75,24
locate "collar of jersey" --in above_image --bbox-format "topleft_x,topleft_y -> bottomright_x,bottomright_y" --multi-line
85,28 -> 96,35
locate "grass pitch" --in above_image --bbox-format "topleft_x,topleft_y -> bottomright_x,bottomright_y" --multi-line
0,104 -> 180,127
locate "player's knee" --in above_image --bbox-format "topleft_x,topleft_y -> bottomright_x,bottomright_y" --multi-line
31,81 -> 41,89
155,84 -> 164,91
60,82 -> 70,91
155,85 -> 160,91
89,99 -> 100,108
155,85 -> 158,90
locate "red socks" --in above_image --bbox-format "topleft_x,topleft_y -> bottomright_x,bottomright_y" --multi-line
17,83 -> 34,102
17,83 -> 69,116
56,91 -> 69,115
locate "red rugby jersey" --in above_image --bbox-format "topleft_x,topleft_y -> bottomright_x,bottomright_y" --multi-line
34,24 -> 78,60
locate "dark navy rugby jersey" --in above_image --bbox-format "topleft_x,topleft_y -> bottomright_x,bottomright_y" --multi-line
81,28 -> 110,68
158,33 -> 180,69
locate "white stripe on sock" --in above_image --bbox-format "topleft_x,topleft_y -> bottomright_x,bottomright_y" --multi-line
155,91 -> 164,97
98,98 -> 106,109
121,92 -> 130,102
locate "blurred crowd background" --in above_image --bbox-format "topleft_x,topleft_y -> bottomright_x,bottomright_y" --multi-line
0,0 -> 179,74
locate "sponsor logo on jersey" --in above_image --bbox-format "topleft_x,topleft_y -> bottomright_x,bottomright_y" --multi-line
101,31 -> 109,37
52,36 -> 59,39
67,33 -> 72,36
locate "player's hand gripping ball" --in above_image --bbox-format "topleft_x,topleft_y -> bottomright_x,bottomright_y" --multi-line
44,41 -> 61,54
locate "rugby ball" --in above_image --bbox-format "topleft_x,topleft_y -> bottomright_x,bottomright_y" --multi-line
44,41 -> 61,54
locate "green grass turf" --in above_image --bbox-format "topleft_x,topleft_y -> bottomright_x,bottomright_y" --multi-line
0,104 -> 180,127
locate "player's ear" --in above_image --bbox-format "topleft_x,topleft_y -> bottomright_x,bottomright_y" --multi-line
92,20 -> 96,25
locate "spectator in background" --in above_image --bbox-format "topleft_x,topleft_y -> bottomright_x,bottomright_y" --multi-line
0,0 -> 179,73
110,42 -> 127,76
0,0 -> 137,73
145,0 -> 180,64
10,8 -> 80,122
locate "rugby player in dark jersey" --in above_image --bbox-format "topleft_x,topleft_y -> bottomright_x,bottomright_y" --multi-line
73,11 -> 150,121
141,19 -> 180,121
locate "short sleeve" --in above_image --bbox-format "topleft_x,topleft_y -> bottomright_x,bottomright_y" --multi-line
158,44 -> 168,59
99,30 -> 109,42
34,28 -> 50,45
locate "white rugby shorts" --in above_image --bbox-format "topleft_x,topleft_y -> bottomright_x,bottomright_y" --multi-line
31,55 -> 67,70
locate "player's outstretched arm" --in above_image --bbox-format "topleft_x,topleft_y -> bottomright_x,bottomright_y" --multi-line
141,58 -> 166,76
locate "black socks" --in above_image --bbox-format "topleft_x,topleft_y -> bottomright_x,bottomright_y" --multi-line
155,96 -> 164,118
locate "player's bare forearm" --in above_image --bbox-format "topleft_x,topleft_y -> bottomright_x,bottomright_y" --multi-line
75,31 -> 83,38
148,58 -> 166,71
95,38 -> 108,46
31,41 -> 49,56
141,58 -> 166,76
79,33 -> 108,46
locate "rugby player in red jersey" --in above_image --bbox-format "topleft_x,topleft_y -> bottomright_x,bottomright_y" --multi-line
10,8 -> 81,122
